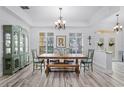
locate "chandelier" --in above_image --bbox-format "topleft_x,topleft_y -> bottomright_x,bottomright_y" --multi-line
55,8 -> 66,30
113,14 -> 123,32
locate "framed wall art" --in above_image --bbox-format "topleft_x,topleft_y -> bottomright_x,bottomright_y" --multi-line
56,35 -> 66,48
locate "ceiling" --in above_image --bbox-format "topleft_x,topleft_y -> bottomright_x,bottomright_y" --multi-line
19,6 -> 120,27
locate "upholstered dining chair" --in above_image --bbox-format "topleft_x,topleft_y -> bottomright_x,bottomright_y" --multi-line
80,49 -> 94,72
49,48 -> 59,64
64,48 -> 74,64
31,49 -> 45,72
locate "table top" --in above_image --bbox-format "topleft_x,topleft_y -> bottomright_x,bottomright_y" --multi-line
38,53 -> 87,59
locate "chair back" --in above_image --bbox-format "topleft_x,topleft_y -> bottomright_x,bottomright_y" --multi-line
54,48 -> 65,55
31,49 -> 38,62
87,49 -> 94,62
64,48 -> 70,54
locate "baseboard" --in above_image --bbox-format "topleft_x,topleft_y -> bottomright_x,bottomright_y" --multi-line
112,59 -> 120,62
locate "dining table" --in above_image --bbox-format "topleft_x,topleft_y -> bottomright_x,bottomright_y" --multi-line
38,53 -> 87,76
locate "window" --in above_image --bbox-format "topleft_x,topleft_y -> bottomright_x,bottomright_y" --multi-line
47,33 -> 54,53
39,33 -> 46,54
69,33 -> 82,54
39,32 -> 54,54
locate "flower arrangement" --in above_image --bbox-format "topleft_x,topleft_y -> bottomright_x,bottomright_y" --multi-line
97,41 -> 104,47
109,41 -> 114,46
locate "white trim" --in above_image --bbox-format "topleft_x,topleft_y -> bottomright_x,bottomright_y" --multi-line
112,59 -> 120,62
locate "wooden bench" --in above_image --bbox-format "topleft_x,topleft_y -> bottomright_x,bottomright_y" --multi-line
45,64 -> 80,76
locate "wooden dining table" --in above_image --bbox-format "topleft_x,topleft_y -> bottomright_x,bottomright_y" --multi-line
38,54 -> 87,76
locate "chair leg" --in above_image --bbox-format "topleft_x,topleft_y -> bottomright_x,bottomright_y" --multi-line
80,63 -> 82,69
88,64 -> 89,69
44,62 -> 45,68
33,63 -> 35,72
40,63 -> 42,72
91,63 -> 93,72
84,63 -> 85,72
36,64 -> 38,69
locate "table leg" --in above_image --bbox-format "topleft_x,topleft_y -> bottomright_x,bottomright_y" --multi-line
45,65 -> 50,77
47,58 -> 49,64
75,66 -> 80,76
76,58 -> 78,64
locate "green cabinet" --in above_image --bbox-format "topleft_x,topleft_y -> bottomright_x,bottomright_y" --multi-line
3,25 -> 29,75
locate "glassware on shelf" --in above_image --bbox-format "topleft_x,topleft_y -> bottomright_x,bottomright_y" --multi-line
14,35 -> 18,40
5,33 -> 11,39
6,40 -> 11,47
6,48 -> 11,54
25,36 -> 29,52
14,48 -> 18,54
20,48 -> 23,52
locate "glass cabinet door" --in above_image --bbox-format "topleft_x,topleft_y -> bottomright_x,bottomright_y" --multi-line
25,34 -> 29,53
20,33 -> 25,53
13,31 -> 19,54
5,33 -> 11,54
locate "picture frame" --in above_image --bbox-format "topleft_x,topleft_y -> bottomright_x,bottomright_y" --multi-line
56,35 -> 66,48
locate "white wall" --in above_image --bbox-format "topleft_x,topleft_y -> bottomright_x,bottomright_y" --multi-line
0,7 -> 30,77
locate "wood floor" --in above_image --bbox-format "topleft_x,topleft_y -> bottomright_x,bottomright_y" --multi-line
0,62 -> 124,87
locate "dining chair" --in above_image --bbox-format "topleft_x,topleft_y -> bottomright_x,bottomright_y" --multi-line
31,49 -> 45,72
49,48 -> 59,64
80,49 -> 94,72
64,48 -> 74,64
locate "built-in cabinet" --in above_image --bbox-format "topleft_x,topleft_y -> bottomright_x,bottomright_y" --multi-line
3,25 -> 29,75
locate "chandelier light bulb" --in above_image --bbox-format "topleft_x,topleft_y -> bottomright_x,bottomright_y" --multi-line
116,25 -> 119,28
63,20 -> 66,24
120,25 -> 123,28
58,20 -> 61,23
55,22 -> 58,25
113,27 -> 116,29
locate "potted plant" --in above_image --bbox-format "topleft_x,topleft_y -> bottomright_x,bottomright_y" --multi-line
97,41 -> 104,47
109,41 -> 114,46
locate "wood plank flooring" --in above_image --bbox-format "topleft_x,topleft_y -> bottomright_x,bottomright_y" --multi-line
0,62 -> 124,87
